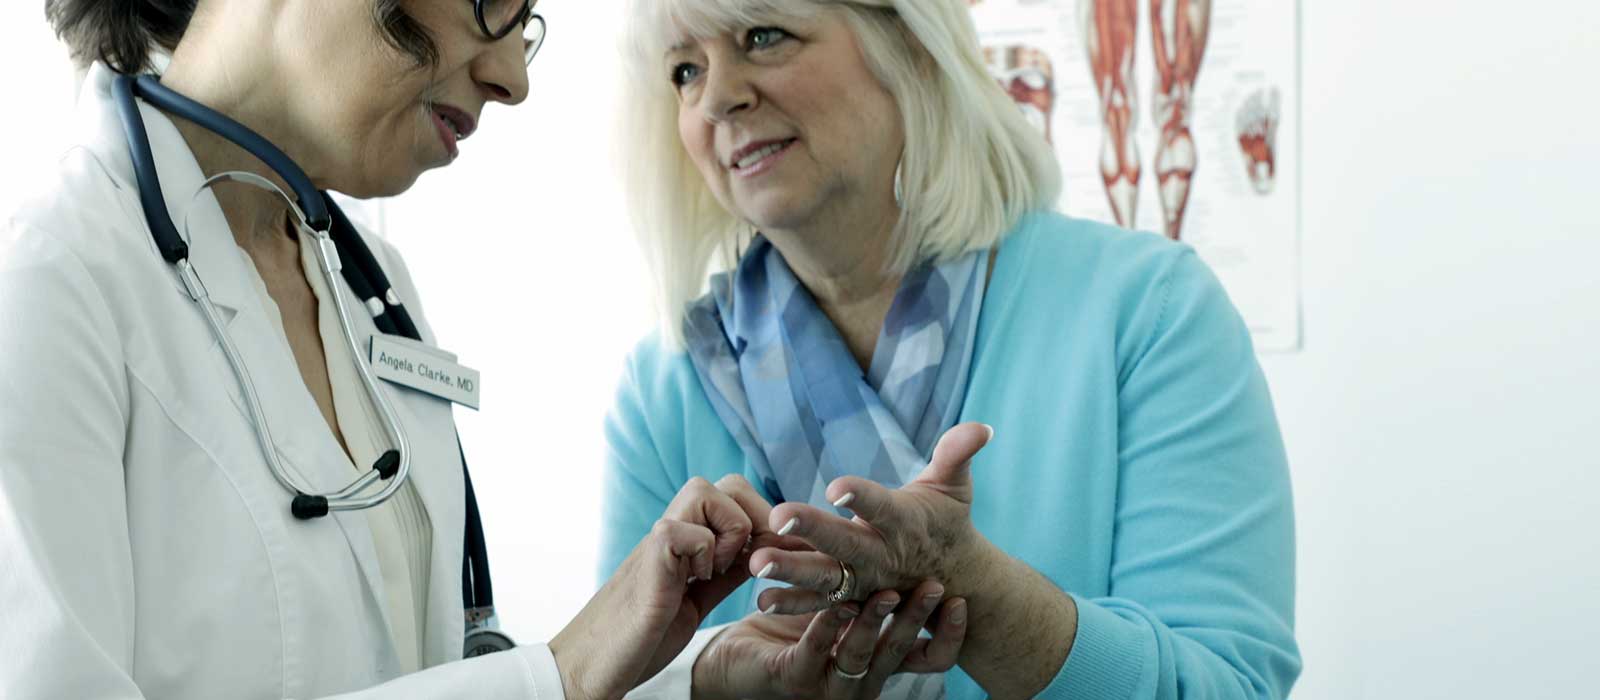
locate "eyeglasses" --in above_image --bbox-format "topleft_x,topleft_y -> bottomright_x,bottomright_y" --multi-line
475,0 -> 546,65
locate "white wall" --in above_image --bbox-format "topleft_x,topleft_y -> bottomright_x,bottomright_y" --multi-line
3,2 -> 1597,698
0,8 -> 84,211
1262,2 -> 1600,698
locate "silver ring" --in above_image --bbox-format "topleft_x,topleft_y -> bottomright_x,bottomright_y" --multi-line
833,661 -> 870,680
826,561 -> 855,604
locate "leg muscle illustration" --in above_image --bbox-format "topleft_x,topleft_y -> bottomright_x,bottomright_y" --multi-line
1080,0 -> 1141,228
983,45 -> 1056,144
1150,0 -> 1211,239
1235,87 -> 1280,195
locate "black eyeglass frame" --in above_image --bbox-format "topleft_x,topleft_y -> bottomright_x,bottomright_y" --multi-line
474,0 -> 546,64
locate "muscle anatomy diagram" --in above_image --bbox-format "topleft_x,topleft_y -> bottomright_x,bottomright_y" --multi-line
1149,0 -> 1211,239
983,45 -> 1057,144
1070,0 -> 1212,239
1235,86 -> 1280,195
1080,0 -> 1142,229
971,0 -> 1302,349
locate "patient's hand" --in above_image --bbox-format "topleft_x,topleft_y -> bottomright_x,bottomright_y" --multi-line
693,581 -> 966,700
746,423 -> 1000,614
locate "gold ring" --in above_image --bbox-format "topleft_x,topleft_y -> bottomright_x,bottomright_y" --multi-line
826,560 -> 855,604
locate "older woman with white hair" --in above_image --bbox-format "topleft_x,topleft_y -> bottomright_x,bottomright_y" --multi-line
601,0 -> 1302,699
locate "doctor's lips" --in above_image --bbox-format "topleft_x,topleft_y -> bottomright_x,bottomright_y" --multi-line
428,103 -> 478,159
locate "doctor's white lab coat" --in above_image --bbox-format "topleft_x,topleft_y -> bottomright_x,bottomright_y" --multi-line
0,64 -> 597,699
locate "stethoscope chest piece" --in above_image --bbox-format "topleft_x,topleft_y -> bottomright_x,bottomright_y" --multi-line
464,628 -> 516,658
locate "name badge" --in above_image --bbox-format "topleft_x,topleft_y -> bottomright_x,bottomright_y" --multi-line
369,335 -> 482,410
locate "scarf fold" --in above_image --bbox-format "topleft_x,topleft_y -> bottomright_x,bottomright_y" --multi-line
683,236 -> 988,512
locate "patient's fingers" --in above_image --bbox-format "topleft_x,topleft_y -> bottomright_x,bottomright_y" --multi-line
754,584 -> 833,616
915,422 -> 990,492
824,476 -> 903,531
747,549 -> 855,595
767,503 -> 887,567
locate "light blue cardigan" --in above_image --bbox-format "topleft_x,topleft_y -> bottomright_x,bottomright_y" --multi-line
598,212 -> 1301,699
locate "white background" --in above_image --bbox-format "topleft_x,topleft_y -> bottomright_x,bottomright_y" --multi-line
2,2 -> 1597,698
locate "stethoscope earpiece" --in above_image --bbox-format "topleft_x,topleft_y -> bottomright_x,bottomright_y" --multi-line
292,494 -> 331,520
375,450 -> 402,479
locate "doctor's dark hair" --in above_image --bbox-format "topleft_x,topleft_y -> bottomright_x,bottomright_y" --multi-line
45,0 -> 441,75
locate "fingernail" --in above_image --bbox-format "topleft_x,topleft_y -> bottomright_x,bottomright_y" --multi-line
983,424 -> 995,442
924,591 -> 944,608
950,600 -> 966,625
838,605 -> 860,620
831,492 -> 855,508
761,603 -> 778,615
777,517 -> 799,536
877,599 -> 898,615
756,562 -> 776,579
687,576 -> 699,584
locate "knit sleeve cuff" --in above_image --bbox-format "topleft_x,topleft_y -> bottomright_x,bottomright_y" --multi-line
1033,595 -> 1153,700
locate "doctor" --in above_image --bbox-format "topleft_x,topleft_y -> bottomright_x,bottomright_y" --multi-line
0,1 -> 964,698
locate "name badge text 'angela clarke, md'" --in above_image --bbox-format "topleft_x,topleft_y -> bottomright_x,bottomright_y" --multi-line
369,335 -> 482,410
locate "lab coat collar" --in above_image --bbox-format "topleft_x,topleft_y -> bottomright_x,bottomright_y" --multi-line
76,62 -> 270,321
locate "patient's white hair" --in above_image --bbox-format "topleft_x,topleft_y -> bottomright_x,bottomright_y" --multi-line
620,0 -> 1061,346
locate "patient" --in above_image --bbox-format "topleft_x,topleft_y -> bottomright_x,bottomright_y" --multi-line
601,1 -> 1302,698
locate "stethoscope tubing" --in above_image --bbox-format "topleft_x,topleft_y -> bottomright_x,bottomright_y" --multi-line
116,74 -> 411,516
173,256 -> 306,499
308,227 -> 415,513
112,72 -> 502,640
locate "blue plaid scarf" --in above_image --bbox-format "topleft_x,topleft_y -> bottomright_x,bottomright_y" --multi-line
684,236 -> 988,512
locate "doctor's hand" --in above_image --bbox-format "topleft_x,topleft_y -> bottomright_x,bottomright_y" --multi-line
550,475 -> 807,700
747,423 -> 1002,615
692,581 -> 967,700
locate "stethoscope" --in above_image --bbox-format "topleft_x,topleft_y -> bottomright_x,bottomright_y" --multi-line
111,74 -> 512,657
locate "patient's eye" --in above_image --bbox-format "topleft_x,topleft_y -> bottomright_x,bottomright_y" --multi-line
671,62 -> 702,87
744,27 -> 793,51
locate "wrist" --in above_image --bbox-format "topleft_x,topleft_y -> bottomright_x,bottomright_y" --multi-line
944,529 -> 1006,601
689,632 -> 733,700
548,636 -> 583,700
550,632 -> 611,700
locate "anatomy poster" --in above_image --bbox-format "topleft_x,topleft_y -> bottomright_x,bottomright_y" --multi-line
969,0 -> 1302,351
